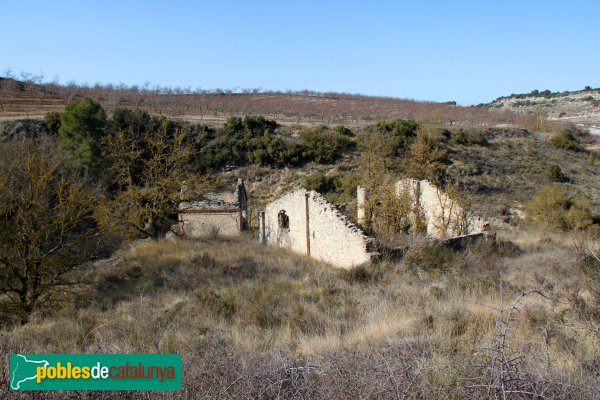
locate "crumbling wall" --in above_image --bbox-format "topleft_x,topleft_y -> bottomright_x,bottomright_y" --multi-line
357,186 -> 367,225
395,179 -> 487,238
179,209 -> 241,238
177,179 -> 248,238
260,189 -> 374,268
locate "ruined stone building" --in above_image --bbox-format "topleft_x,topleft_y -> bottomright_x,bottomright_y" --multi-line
177,179 -> 248,238
358,179 -> 488,239
258,190 -> 376,269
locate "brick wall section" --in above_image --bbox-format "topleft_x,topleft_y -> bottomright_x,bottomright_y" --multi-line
260,189 -> 374,269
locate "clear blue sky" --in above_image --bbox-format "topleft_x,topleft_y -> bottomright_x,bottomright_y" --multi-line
1,0 -> 598,105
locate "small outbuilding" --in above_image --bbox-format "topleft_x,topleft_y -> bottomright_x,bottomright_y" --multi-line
177,179 -> 248,238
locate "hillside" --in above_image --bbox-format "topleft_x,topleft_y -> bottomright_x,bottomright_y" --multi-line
1,86 -> 600,398
484,87 -> 600,129
0,77 -> 517,127
1,233 -> 598,399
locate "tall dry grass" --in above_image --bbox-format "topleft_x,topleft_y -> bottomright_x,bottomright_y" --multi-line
0,228 -> 598,398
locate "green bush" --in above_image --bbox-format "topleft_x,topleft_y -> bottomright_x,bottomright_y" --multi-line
547,164 -> 567,182
526,185 -> 593,230
356,119 -> 420,179
367,119 -> 419,157
196,290 -> 237,320
341,265 -> 373,284
302,171 -> 359,204
0,119 -> 51,140
549,129 -> 580,151
199,116 -> 302,169
334,124 -> 353,136
288,304 -> 326,335
59,97 -> 107,167
565,202 -> 594,231
408,128 -> 448,182
451,128 -> 488,146
587,153 -> 595,166
299,127 -> 353,164
302,172 -> 341,193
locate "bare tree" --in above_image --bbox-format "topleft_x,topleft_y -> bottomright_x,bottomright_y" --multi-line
0,76 -> 20,112
100,118 -> 197,238
0,138 -> 107,324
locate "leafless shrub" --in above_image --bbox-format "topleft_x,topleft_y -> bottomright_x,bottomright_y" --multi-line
465,285 -> 597,399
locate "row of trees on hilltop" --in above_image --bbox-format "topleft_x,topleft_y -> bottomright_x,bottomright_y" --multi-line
0,71 -> 519,125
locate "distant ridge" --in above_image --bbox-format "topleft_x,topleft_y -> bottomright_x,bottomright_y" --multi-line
0,77 -> 516,126
482,87 -> 600,127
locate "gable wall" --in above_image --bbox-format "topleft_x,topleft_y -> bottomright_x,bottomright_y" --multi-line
261,190 -> 373,268
395,179 -> 486,238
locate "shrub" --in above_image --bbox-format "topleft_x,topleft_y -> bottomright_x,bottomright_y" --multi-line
302,172 -> 341,193
565,202 -> 594,230
59,97 -> 107,167
288,304 -> 326,335
196,290 -> 237,320
334,124 -> 353,136
588,152 -> 596,166
299,127 -> 353,164
576,249 -> 600,307
371,118 -> 419,157
0,119 -> 52,140
526,185 -> 570,229
404,243 -> 456,274
363,184 -> 414,241
526,185 -> 593,230
549,129 -> 580,151
451,128 -> 488,146
44,111 -> 62,134
547,164 -> 567,182
199,116 -> 302,169
341,265 -> 373,284
356,119 -> 419,179
408,128 -> 448,182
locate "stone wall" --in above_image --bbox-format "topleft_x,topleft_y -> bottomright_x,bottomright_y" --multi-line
259,189 -> 374,269
179,210 -> 241,238
177,179 -> 248,239
356,186 -> 367,225
395,179 -> 487,238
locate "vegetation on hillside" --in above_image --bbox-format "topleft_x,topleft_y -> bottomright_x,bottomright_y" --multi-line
0,75 -> 518,125
1,91 -> 600,397
0,139 -> 108,324
1,233 -> 598,398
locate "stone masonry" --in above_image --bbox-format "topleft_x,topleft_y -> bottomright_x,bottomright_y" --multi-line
357,179 -> 488,239
177,179 -> 248,238
259,189 -> 376,269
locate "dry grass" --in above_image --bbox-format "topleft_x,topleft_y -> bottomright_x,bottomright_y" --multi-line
1,227 -> 598,398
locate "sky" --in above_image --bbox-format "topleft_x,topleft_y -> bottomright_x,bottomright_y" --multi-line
1,0 -> 599,105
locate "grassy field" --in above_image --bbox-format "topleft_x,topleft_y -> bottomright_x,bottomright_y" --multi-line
1,226 -> 598,398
